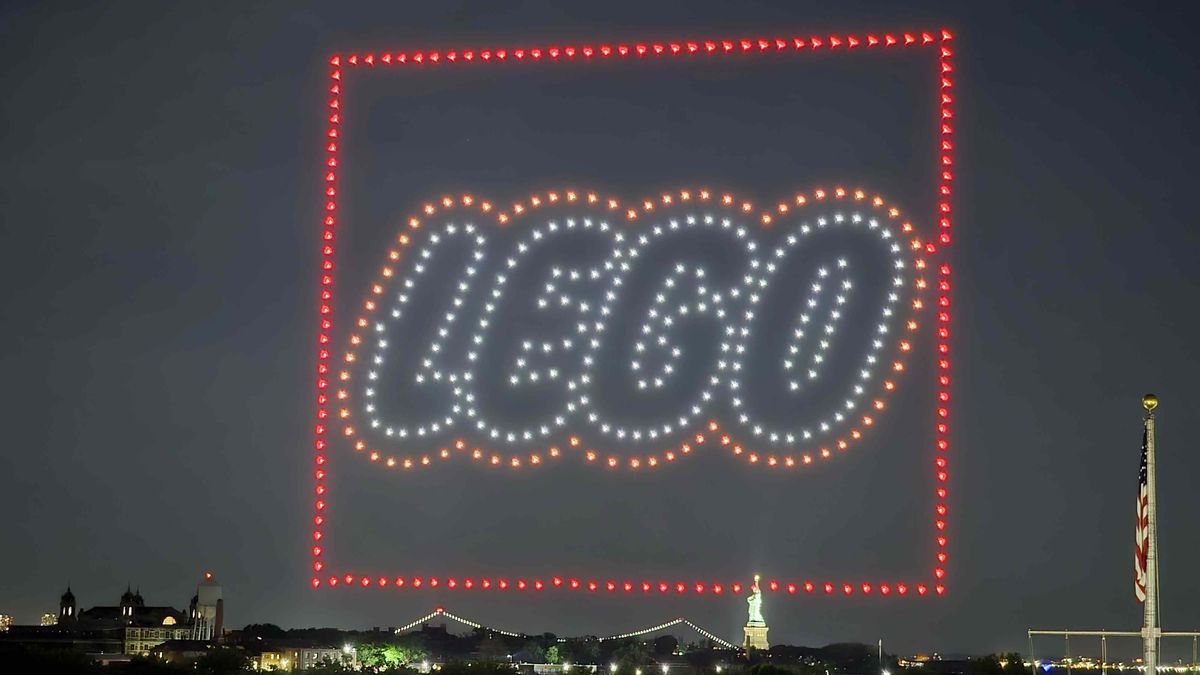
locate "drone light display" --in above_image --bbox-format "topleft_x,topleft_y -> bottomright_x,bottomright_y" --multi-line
311,28 -> 956,598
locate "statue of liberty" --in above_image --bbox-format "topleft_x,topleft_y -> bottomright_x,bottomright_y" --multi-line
746,574 -> 766,626
743,573 -> 770,649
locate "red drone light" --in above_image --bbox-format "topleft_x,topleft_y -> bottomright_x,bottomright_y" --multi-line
312,26 -> 956,600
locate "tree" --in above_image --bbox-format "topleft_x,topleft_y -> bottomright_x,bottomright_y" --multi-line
545,646 -> 562,664
359,642 -> 431,669
653,636 -> 679,657
1001,653 -> 1030,675
970,655 -> 1005,675
478,636 -> 512,661
440,663 -> 517,675
819,643 -> 875,674
749,665 -> 799,675
681,647 -> 722,670
193,647 -> 251,675
560,638 -> 601,665
240,623 -> 287,641
303,662 -> 357,675
358,643 -> 397,669
4,647 -> 104,674
614,640 -> 651,669
522,641 -> 547,663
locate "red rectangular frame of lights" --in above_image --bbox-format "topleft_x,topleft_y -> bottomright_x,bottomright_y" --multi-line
311,28 -> 956,598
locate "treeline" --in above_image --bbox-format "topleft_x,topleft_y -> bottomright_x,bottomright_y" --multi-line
0,627 -> 1035,675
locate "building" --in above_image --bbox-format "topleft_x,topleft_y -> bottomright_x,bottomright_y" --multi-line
0,574 -> 222,656
0,623 -> 125,653
247,645 -> 355,671
125,623 -> 195,656
529,665 -> 599,675
58,585 -> 76,622
57,583 -> 194,655
287,645 -> 356,670
73,585 -> 190,627
254,649 -> 291,671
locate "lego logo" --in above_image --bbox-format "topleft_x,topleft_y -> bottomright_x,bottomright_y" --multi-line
337,189 -> 927,470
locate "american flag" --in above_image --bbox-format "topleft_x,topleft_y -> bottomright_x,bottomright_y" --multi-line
1134,427 -> 1150,603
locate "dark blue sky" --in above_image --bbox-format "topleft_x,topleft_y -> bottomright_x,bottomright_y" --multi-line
2,0 -> 1199,658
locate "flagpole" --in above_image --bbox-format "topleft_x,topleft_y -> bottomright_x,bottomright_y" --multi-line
1142,394 -> 1160,675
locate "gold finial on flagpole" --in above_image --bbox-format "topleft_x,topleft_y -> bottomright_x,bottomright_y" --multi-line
1143,393 -> 1158,414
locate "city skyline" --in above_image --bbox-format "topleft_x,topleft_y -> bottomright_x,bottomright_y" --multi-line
1,0 -> 1199,659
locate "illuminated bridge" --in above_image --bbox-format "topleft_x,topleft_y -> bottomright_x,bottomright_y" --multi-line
395,607 -> 738,650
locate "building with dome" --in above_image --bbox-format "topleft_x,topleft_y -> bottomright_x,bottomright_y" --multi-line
64,584 -> 189,628
54,583 -> 193,654
2,574 -> 221,656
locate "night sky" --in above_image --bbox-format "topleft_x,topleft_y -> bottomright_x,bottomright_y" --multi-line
2,0 -> 1199,659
